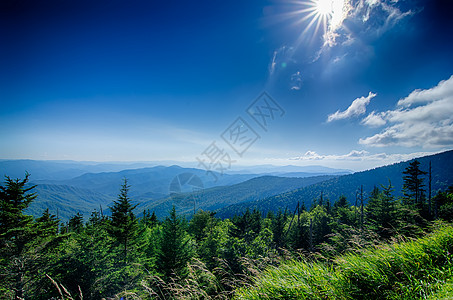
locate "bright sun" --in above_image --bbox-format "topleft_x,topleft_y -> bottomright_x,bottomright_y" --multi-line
292,0 -> 346,40
314,0 -> 333,16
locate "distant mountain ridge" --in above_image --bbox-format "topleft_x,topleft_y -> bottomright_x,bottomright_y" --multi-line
0,159 -> 352,181
24,165 -> 258,221
3,160 -> 349,221
0,159 -> 159,180
226,164 -> 352,175
137,175 -> 337,218
216,150 -> 453,219
35,165 -> 258,197
6,155 -> 443,222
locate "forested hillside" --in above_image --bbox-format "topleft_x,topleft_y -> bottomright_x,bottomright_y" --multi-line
217,150 -> 453,218
138,175 -> 336,218
23,165 -> 258,221
25,184 -> 112,221
16,162 -> 344,221
1,151 -> 453,299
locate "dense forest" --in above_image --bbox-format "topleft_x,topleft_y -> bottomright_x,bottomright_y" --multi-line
1,159 -> 453,299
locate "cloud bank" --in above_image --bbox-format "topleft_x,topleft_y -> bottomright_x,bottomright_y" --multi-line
291,149 -> 438,162
360,75 -> 453,148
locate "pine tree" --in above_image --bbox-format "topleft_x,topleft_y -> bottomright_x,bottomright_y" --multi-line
271,209 -> 286,248
0,173 -> 36,245
0,173 -> 37,299
35,208 -> 59,238
250,209 -> 262,236
149,211 -> 159,227
334,195 -> 348,210
158,206 -> 192,278
68,212 -> 84,233
108,178 -> 138,263
402,160 -> 427,207
366,181 -> 398,239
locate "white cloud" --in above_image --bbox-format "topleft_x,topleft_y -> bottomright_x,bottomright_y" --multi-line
360,75 -> 453,148
316,0 -> 412,53
290,149 -> 438,162
361,111 -> 387,127
297,150 -> 325,160
291,150 -> 371,161
397,75 -> 453,107
350,0 -> 413,37
269,46 -> 294,76
327,92 -> 376,122
322,0 -> 352,47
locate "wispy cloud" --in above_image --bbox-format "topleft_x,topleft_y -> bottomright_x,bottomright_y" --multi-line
327,91 -> 376,122
290,71 -> 303,90
269,46 -> 294,76
319,0 -> 413,54
291,149 -> 438,162
360,75 -> 453,148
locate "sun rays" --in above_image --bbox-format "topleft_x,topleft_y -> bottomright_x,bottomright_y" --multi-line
281,0 -> 349,46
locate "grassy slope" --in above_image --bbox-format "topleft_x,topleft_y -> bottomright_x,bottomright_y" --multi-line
236,223 -> 453,300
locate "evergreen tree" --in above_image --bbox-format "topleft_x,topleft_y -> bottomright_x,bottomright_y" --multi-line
271,209 -> 286,248
0,173 -> 37,299
108,178 -> 138,263
149,211 -> 159,227
34,208 -> 59,238
231,209 -> 251,239
189,210 -> 216,242
87,209 -> 101,228
402,160 -> 427,207
334,195 -> 348,210
140,209 -> 158,228
366,182 -> 398,239
332,196 -> 355,227
68,212 -> 84,233
434,186 -> 453,221
311,205 -> 331,246
158,206 -> 193,278
0,173 -> 36,245
250,209 -> 262,237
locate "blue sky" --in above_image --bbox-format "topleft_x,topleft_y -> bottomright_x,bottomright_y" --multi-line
1,0 -> 452,171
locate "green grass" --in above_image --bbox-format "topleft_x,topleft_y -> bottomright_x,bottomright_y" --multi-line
426,280 -> 453,299
236,223 -> 453,300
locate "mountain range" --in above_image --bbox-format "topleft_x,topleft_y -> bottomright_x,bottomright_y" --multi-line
136,175 -> 336,218
1,150 -> 452,222
216,150 -> 453,218
0,160 -> 347,221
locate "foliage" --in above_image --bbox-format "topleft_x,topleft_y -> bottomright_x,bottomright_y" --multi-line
108,178 -> 139,264
236,223 -> 453,300
1,165 -> 453,299
217,150 -> 453,218
402,159 -> 428,207
158,206 -> 194,279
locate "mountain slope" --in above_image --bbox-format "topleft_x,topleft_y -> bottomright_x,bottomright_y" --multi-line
26,184 -> 113,221
24,165 -> 261,220
139,175 -> 336,218
216,150 -> 453,218
36,165 -> 258,198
